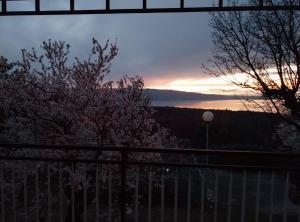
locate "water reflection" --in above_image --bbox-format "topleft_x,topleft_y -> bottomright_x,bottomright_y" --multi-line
151,99 -> 265,112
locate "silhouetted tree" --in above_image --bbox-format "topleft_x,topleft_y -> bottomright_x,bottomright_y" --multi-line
207,0 -> 300,130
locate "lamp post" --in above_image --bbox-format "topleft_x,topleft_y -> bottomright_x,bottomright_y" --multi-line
202,111 -> 214,206
202,111 -> 214,149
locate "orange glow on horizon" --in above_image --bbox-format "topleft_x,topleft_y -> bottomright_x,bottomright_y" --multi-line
145,74 -> 255,95
144,67 -> 292,95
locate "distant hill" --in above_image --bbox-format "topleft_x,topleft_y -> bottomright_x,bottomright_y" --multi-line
144,89 -> 256,101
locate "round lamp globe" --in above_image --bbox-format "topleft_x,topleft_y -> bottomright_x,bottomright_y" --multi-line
202,111 -> 214,123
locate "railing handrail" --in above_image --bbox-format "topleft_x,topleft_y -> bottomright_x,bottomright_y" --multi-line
0,143 -> 300,158
1,6 -> 300,16
1,156 -> 299,171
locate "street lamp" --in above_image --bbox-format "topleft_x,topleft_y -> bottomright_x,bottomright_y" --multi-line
202,111 -> 214,150
201,111 -> 214,203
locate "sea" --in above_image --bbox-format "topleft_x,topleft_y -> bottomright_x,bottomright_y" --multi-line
151,99 -> 265,112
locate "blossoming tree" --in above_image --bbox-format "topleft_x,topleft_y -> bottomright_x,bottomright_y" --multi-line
0,39 -> 176,222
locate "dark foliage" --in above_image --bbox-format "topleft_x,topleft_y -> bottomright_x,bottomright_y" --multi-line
153,107 -> 280,150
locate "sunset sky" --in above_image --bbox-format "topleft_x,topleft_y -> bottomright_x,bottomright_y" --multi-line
0,0 -> 248,95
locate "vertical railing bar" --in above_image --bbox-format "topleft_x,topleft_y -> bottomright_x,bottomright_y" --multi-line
174,168 -> 178,222
214,170 -> 219,222
187,170 -> 192,222
24,164 -> 28,222
108,165 -> 112,222
241,170 -> 247,222
148,168 -> 152,222
219,0 -> 223,7
120,151 -> 127,222
48,164 -> 51,222
59,164 -> 63,222
200,174 -> 205,222
84,164 -> 87,222
283,171 -> 290,222
135,171 -> 139,222
269,171 -> 275,222
180,0 -> 184,8
35,165 -> 39,222
161,170 -> 165,222
143,0 -> 147,9
70,0 -> 74,11
71,163 -> 75,222
227,170 -> 233,222
1,163 -> 4,222
255,170 -> 261,222
2,0 -> 7,12
96,163 -> 99,222
35,0 -> 40,12
12,167 -> 16,222
106,0 -> 110,10
298,187 -> 300,222
298,186 -> 300,222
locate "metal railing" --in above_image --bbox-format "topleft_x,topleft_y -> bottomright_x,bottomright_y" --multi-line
0,144 -> 300,222
1,0 -> 300,16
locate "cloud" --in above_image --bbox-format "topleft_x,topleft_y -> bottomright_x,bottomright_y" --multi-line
0,2 -> 214,86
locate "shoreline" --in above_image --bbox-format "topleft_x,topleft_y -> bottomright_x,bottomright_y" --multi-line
150,99 -> 265,112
